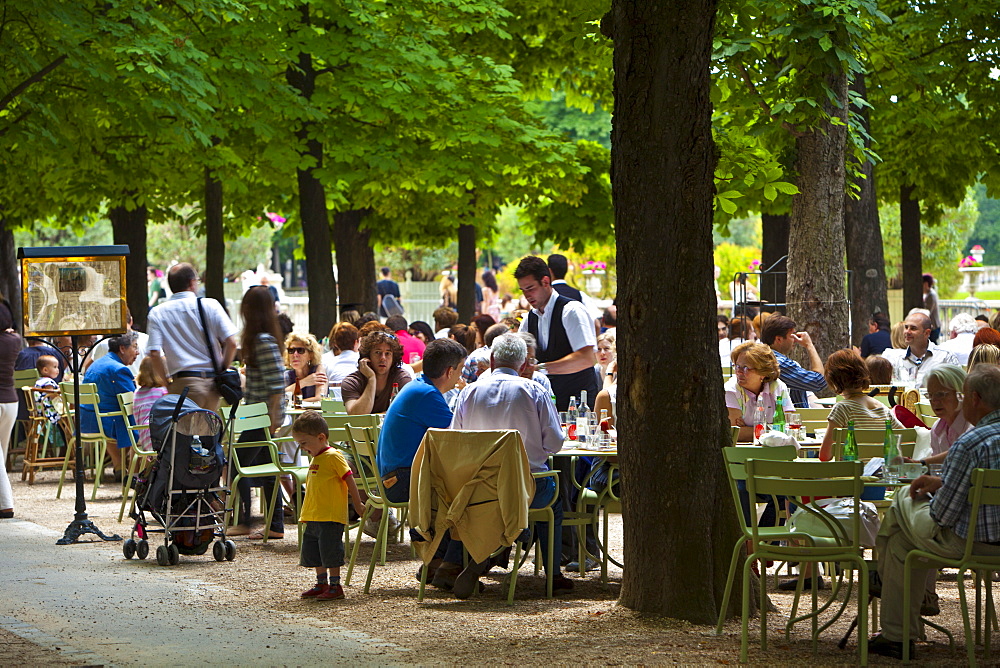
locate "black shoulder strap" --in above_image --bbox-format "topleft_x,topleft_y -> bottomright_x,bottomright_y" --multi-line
195,297 -> 221,374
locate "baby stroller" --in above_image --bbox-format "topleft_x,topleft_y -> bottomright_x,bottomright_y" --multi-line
124,389 -> 235,566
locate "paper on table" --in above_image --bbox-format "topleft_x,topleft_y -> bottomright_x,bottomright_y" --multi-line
864,457 -> 884,477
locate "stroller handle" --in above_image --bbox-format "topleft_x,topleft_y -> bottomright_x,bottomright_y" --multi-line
172,386 -> 191,423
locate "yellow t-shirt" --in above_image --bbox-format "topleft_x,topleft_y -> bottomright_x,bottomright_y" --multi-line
299,447 -> 351,524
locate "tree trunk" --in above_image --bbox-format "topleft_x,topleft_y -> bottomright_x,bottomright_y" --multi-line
286,12 -> 338,339
457,223 -> 477,323
787,70 -> 850,363
109,203 -> 149,332
332,209 -> 376,317
844,74 -> 888,347
204,168 -> 226,306
760,213 -> 788,311
608,0 -> 743,623
900,184 -> 923,314
0,215 -> 22,333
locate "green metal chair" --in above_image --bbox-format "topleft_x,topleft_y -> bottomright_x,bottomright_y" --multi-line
797,406 -> 832,436
716,444 -> 800,635
9,368 -> 40,470
116,391 -> 155,522
902,468 -> 1000,665
914,402 -> 937,425
741,459 -> 869,665
225,402 -> 286,543
57,382 -> 121,500
320,398 -> 346,414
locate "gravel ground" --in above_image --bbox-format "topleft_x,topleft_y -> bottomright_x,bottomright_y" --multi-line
4,467 -> 993,665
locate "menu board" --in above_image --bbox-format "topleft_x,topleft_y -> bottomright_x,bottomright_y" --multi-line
21,253 -> 127,337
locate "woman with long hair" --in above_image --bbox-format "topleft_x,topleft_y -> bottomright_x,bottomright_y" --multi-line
480,271 -> 501,321
232,286 -> 286,539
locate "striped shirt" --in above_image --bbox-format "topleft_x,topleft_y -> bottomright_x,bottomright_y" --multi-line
244,333 -> 286,410
827,398 -> 903,431
931,410 -> 1000,542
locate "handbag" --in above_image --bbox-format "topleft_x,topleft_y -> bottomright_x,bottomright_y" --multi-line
196,297 -> 243,405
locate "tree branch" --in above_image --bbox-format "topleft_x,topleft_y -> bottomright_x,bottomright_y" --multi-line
736,59 -> 804,138
0,110 -> 32,139
0,54 -> 68,113
910,37 -> 976,62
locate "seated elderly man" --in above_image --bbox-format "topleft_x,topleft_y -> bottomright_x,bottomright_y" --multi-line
461,322 -> 509,384
475,332 -> 552,395
342,330 -> 411,415
936,312 -> 978,365
870,365 -> 1000,659
446,333 -> 573,598
80,332 -> 138,480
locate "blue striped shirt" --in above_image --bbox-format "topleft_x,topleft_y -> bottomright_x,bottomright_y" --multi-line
773,350 -> 828,408
931,410 -> 1000,542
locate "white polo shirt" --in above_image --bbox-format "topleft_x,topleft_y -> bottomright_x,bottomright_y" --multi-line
518,291 -> 596,353
147,292 -> 237,376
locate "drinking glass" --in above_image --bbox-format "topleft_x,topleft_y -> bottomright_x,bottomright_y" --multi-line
786,412 -> 802,441
884,434 -> 904,483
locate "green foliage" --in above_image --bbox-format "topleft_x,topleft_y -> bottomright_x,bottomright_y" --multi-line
525,91 -> 611,149
880,188 -> 979,297
145,213 -> 276,277
373,245 -> 459,282
713,215 -> 762,248
966,183 -> 1000,264
714,243 -> 761,300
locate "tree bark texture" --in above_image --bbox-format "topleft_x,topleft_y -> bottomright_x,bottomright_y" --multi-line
109,203 -> 149,332
332,209 -> 376,318
900,184 -> 923,314
609,0 -> 744,623
787,70 -> 850,363
760,213 -> 789,310
287,23 -> 338,339
457,223 -> 477,324
844,74 -> 888,347
0,215 -> 22,333
204,168 -> 226,306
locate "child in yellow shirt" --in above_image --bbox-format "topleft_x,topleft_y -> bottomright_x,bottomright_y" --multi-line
293,410 -> 364,601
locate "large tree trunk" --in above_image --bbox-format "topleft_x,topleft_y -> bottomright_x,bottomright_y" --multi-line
286,13 -> 338,339
204,168 -> 226,306
457,223 -> 477,323
109,203 -> 149,332
844,74 -> 888,346
760,213 -> 789,311
0,215 -> 22,333
607,0 -> 743,623
900,184 -> 923,313
787,70 -> 850,362
332,209 -> 376,317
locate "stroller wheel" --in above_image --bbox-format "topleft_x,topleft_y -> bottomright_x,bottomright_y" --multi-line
123,539 -> 136,559
137,540 -> 149,560
168,544 -> 180,566
212,541 -> 226,562
224,540 -> 236,561
156,545 -> 170,566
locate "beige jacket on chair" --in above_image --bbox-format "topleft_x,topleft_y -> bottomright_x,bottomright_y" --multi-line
409,429 -> 533,564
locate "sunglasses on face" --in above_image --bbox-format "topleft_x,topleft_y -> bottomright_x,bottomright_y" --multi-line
287,347 -> 308,355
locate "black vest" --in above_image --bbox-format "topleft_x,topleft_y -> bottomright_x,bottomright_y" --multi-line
552,282 -> 583,303
528,294 -> 599,411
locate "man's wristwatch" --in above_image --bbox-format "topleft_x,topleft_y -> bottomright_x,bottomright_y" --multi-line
536,362 -> 547,372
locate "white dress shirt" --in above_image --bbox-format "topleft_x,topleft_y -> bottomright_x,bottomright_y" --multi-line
937,332 -> 975,366
477,366 -> 553,395
518,292 -> 596,353
146,291 -> 238,375
885,344 -> 959,386
451,367 -> 563,472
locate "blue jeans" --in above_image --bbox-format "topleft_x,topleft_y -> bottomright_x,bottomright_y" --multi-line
444,474 -> 563,574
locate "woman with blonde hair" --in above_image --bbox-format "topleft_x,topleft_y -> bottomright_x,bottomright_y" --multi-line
724,341 -> 792,442
967,343 -> 1000,370
595,331 -> 616,389
284,332 -> 327,400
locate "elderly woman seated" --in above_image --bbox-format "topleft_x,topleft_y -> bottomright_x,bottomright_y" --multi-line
80,332 -> 139,480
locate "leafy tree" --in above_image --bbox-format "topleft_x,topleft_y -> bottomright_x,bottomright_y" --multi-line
966,184 -> 1000,265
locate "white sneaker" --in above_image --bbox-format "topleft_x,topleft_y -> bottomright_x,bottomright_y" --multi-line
362,513 -> 400,543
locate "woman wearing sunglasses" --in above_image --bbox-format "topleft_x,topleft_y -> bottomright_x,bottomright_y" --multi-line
284,332 -> 328,400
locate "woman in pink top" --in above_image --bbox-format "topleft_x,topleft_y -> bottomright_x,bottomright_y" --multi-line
724,341 -> 792,442
133,356 -> 169,449
922,364 -> 971,466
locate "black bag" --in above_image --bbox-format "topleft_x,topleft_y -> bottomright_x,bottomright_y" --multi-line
196,297 -> 243,405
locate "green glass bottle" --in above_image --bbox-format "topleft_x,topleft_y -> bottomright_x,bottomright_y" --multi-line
773,396 -> 786,434
883,418 -> 900,478
843,420 -> 859,461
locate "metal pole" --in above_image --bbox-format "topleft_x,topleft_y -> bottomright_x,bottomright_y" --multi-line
56,334 -> 120,544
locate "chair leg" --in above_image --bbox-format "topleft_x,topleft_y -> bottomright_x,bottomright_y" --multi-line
740,555 -> 754,663
261,478 -> 280,544
546,510 -> 555,598
56,441 -> 74,499
118,453 -> 141,522
716,537 -> 745,635
507,541 -> 522,605
345,505 -> 372,586
365,510 -> 389,594
957,569 -> 977,667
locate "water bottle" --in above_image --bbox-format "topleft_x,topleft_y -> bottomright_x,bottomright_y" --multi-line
191,434 -> 208,456
843,420 -> 859,461
753,405 -> 766,444
580,389 -> 588,411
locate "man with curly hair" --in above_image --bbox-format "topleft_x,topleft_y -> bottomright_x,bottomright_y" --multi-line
342,330 -> 411,415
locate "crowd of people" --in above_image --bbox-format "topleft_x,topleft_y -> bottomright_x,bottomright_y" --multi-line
719,282 -> 1000,660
